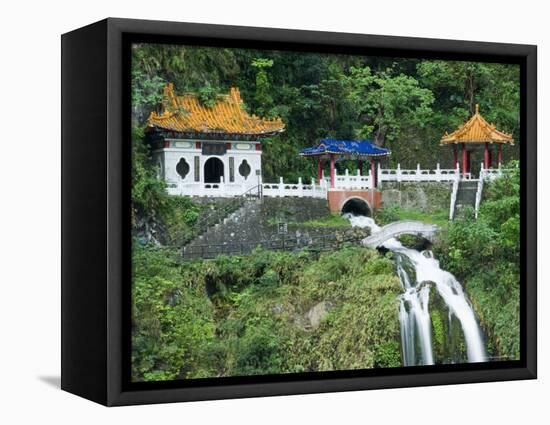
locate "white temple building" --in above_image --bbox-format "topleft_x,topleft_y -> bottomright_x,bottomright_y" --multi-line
146,83 -> 285,197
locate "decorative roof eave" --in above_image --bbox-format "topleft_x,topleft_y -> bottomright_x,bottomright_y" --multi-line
440,104 -> 514,146
146,83 -> 285,137
299,139 -> 391,159
299,151 -> 391,158
147,125 -> 284,139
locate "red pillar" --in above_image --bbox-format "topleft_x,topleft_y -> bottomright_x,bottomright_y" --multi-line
329,154 -> 335,188
461,143 -> 467,178
371,160 -> 377,188
484,142 -> 489,169
317,157 -> 322,183
498,144 -> 503,167
453,144 -> 458,168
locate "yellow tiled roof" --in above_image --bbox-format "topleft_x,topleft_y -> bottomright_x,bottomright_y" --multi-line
440,104 -> 514,145
147,83 -> 285,136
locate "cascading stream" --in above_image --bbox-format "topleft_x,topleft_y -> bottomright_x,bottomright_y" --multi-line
344,213 -> 486,366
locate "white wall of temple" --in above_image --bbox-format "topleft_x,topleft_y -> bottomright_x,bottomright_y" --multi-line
153,139 -> 263,196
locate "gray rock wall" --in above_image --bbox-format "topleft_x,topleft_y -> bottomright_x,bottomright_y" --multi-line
186,197 -> 333,251
380,182 -> 452,213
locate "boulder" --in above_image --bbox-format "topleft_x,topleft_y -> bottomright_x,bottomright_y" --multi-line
306,301 -> 333,329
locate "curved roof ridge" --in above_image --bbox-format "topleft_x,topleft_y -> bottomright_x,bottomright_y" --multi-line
300,138 -> 391,158
147,84 -> 285,136
440,104 -> 514,145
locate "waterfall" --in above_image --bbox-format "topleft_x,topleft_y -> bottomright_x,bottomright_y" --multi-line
344,213 -> 486,366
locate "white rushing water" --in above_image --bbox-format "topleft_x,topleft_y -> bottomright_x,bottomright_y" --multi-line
344,213 -> 486,366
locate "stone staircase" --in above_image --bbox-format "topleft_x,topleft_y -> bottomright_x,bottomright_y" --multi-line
453,180 -> 478,218
181,197 -> 359,259
183,198 -> 265,256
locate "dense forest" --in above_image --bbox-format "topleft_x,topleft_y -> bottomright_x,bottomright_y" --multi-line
132,43 -> 520,181
130,44 -> 521,380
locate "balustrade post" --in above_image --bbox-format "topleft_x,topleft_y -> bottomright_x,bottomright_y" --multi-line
397,163 -> 402,182
436,163 -> 441,181
416,163 -> 421,181
279,176 -> 284,197
329,154 -> 335,188
298,177 -> 303,197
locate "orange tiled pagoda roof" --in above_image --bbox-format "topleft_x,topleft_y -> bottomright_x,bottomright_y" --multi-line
147,83 -> 285,137
440,104 -> 514,145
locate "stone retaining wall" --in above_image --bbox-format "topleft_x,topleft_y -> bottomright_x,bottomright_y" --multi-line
380,182 -> 452,213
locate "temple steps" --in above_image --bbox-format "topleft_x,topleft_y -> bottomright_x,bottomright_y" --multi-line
452,180 -> 478,218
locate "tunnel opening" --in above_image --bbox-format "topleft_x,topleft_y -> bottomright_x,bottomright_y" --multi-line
341,198 -> 371,217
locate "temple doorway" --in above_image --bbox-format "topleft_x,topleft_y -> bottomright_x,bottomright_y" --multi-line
204,157 -> 224,183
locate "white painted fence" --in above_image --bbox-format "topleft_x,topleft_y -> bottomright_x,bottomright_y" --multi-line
334,169 -> 373,189
480,166 -> 504,181
166,177 -> 261,197
262,177 -> 328,199
167,163 -> 508,199
378,163 -> 460,184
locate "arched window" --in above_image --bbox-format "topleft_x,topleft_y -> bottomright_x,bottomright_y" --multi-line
176,158 -> 190,179
238,159 -> 251,180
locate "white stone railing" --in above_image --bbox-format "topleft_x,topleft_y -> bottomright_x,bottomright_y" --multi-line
378,163 -> 460,184
262,177 -> 328,199
334,169 -> 373,189
474,171 -> 484,219
480,166 -> 504,181
165,177 -> 261,197
449,177 -> 459,220
166,162 -> 513,200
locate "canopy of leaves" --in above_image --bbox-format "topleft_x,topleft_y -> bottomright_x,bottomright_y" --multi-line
132,45 -> 520,180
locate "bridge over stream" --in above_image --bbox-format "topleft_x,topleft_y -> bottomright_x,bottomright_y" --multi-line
361,220 -> 439,248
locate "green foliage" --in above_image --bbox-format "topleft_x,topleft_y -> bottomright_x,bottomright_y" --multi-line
131,127 -> 204,245
132,245 -> 216,381
251,58 -> 275,117
162,197 -> 203,246
132,246 -> 403,380
131,69 -> 165,112
375,206 -> 449,228
197,84 -> 220,107
346,66 -> 435,147
131,126 -> 170,224
269,213 -> 351,228
132,44 -> 520,180
129,44 -> 522,377
438,162 -> 520,360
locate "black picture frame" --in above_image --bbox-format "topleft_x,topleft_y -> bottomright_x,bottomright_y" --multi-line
61,17 -> 537,406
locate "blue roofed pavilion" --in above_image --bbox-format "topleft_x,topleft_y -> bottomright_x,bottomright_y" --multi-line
300,139 -> 391,188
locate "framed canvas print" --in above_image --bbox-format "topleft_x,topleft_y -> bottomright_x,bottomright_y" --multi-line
61,18 -> 537,406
